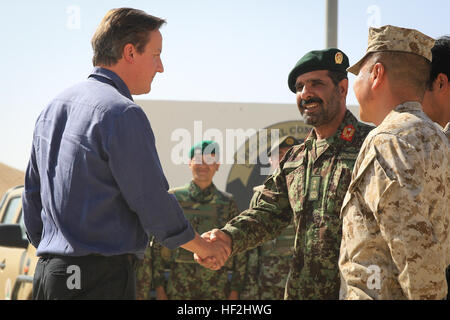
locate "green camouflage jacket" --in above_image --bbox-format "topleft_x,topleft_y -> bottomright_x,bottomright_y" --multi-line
240,185 -> 295,300
222,110 -> 373,299
152,181 -> 246,300
135,237 -> 157,300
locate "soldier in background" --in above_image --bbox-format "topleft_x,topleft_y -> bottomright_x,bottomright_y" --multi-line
197,49 -> 374,299
135,235 -> 173,299
135,237 -> 155,300
152,141 -> 246,300
421,35 -> 450,300
135,241 -> 152,300
423,35 -> 450,140
240,136 -> 299,300
339,25 -> 450,300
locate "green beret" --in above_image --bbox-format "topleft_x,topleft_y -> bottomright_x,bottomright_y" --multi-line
189,140 -> 220,159
288,48 -> 350,93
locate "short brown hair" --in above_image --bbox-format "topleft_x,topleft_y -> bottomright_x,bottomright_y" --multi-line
91,8 -> 166,66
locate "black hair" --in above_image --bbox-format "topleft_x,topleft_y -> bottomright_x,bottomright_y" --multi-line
429,35 -> 450,89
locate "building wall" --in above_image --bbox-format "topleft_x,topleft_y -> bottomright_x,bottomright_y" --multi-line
137,99 -> 360,192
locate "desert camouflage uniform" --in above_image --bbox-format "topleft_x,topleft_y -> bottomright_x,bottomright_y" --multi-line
240,185 -> 295,300
222,110 -> 373,300
444,123 -> 450,142
339,102 -> 450,300
347,25 -> 435,75
152,181 -> 246,300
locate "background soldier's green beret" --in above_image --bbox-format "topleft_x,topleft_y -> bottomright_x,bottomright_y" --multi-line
189,140 -> 220,159
268,135 -> 301,156
288,48 -> 350,93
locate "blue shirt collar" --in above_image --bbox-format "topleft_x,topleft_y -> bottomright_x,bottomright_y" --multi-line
88,67 -> 133,101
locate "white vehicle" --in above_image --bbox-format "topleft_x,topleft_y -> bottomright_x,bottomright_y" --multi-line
0,186 -> 35,300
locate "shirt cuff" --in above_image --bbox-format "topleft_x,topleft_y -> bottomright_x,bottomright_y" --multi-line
159,223 -> 195,250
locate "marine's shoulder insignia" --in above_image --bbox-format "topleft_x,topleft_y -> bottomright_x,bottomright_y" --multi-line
341,124 -> 356,142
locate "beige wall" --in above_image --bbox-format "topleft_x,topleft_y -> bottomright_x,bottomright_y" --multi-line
137,99 -> 360,191
0,100 -> 361,201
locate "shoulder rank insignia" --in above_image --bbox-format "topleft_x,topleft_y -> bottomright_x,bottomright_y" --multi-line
308,176 -> 321,201
340,124 -> 355,142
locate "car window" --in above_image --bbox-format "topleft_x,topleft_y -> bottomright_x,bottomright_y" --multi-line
0,192 -> 7,211
1,196 -> 21,224
17,210 -> 28,241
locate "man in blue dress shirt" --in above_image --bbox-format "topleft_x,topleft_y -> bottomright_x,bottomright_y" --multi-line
22,8 -> 229,300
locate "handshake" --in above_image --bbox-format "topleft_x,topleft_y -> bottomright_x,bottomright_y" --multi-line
183,229 -> 233,270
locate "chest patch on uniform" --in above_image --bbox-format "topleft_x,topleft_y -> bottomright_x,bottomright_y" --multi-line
340,124 -> 355,142
309,175 -> 321,200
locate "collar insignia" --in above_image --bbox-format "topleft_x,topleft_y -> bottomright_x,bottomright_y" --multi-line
340,124 -> 355,142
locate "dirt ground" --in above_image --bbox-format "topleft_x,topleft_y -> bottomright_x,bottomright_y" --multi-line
0,162 -> 25,198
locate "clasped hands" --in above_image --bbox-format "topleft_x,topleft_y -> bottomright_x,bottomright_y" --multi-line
194,229 -> 232,270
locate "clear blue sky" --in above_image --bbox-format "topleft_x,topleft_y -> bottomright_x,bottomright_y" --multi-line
0,0 -> 448,170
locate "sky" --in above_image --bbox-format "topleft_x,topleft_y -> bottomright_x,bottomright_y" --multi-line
0,0 -> 448,171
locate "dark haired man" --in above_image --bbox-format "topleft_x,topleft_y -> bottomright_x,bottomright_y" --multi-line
197,49 -> 373,299
23,8 -> 229,300
422,35 -> 450,300
423,36 -> 450,139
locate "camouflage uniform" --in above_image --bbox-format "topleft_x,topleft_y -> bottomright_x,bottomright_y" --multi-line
153,181 -> 246,300
240,185 -> 295,300
136,236 -> 173,299
240,246 -> 260,299
135,238 -> 154,300
444,123 -> 450,142
347,25 -> 436,75
222,110 -> 373,300
339,102 -> 450,300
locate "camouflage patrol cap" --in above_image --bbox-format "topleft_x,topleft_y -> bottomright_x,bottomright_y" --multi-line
269,135 -> 300,156
348,25 -> 435,75
288,48 -> 349,93
189,140 -> 220,159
